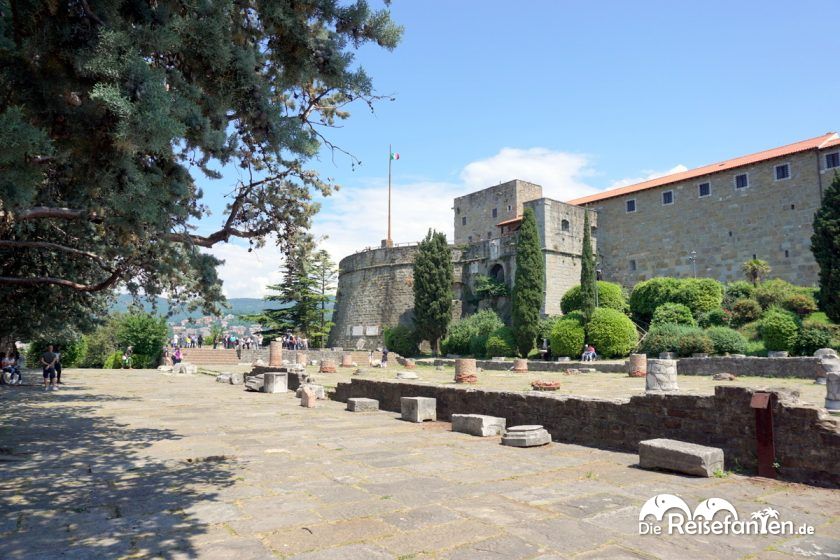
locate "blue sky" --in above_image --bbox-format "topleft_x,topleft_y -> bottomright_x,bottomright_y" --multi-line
204,0 -> 840,297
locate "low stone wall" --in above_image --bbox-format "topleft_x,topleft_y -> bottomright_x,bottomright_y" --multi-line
241,348 -> 348,364
332,378 -> 840,487
421,357 -> 828,379
677,357 -> 826,379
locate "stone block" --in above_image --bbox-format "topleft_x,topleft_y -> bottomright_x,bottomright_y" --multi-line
347,398 -> 379,412
175,363 -> 197,375
300,386 -> 317,407
262,372 -> 288,394
341,354 -> 354,367
825,360 -> 840,411
646,359 -> 678,392
815,348 -> 840,360
400,397 -> 436,422
659,352 -> 677,360
244,374 -> 263,392
638,438 -> 724,477
396,370 -> 418,380
295,383 -> 325,400
451,414 -> 506,437
320,359 -> 337,373
501,425 -> 551,447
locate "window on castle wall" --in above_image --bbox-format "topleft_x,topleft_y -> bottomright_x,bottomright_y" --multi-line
626,199 -> 636,213
487,231 -> 492,239
826,152 -> 840,169
462,216 -> 467,226
507,204 -> 512,212
629,259 -> 637,271
591,226 -> 597,236
662,190 -> 674,205
492,208 -> 497,218
698,182 -> 711,197
561,219 -> 570,232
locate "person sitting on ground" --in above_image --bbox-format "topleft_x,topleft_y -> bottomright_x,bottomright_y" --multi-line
172,346 -> 183,365
581,344 -> 596,362
11,350 -> 23,385
1,352 -> 13,385
40,344 -> 59,391
162,347 -> 172,366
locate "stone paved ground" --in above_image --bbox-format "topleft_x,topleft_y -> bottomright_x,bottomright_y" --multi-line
0,369 -> 837,559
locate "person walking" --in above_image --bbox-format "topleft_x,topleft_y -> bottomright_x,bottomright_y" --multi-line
40,344 -> 59,391
54,344 -> 63,385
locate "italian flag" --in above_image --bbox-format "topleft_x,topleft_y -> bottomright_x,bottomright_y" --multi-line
390,152 -> 400,160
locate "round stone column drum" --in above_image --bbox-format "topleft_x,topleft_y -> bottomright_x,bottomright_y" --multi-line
454,358 -> 477,384
824,359 -> 840,411
296,353 -> 308,366
404,359 -> 416,370
512,358 -> 528,373
269,341 -> 283,367
646,359 -> 678,392
319,359 -> 337,374
340,354 -> 354,367
628,353 -> 647,378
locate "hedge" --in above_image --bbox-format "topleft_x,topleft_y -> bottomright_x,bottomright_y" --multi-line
698,308 -> 730,328
441,309 -> 504,356
549,312 -> 586,358
485,327 -> 517,357
676,330 -> 715,357
383,325 -> 419,357
629,277 -> 723,323
759,308 -> 800,352
586,308 -> 638,358
650,303 -> 696,327
730,298 -> 762,327
560,281 -> 628,314
704,326 -> 748,355
639,324 -> 694,357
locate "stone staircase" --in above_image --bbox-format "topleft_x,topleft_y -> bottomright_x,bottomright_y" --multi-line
179,348 -> 240,365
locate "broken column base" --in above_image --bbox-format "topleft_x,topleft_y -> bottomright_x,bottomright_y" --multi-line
501,425 -> 551,447
400,397 -> 436,422
451,414 -> 506,436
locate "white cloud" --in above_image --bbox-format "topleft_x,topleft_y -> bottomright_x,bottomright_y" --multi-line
205,241 -> 284,299
460,147 -> 598,201
608,164 -> 688,189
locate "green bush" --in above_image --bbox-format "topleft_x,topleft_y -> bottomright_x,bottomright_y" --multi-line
782,293 -> 818,317
560,281 -> 628,314
131,354 -> 154,368
586,308 -> 638,358
537,316 -> 563,346
441,322 -> 472,355
755,279 -> 799,309
639,324 -> 694,357
651,303 -> 696,327
629,277 -> 682,323
485,327 -> 517,357
730,298 -> 762,327
103,351 -> 124,369
677,330 -> 715,357
441,309 -> 504,356
704,326 -> 747,355
698,308 -> 730,328
469,333 -> 490,359
80,316 -> 120,367
116,312 -> 168,365
676,278 -> 724,317
549,312 -> 586,358
629,277 -> 723,323
383,325 -> 419,357
759,308 -> 800,352
745,340 -> 767,356
792,326 -> 832,356
26,337 -> 88,368
723,281 -> 756,308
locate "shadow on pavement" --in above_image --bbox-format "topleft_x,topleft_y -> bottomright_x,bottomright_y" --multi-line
0,382 -> 235,559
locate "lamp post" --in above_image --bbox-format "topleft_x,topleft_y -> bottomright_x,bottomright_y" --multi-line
689,250 -> 697,278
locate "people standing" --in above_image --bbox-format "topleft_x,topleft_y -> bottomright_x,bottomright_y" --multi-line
381,347 -> 389,368
40,344 -> 58,391
197,334 -> 203,348
54,344 -> 63,385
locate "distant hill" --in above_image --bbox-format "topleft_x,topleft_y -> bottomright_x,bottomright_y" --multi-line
110,294 -> 331,324
111,294 -> 277,323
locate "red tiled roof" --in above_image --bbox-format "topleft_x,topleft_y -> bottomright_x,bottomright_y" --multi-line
567,132 -> 839,206
496,216 -> 523,227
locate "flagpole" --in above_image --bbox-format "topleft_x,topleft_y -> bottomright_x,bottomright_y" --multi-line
387,143 -> 392,247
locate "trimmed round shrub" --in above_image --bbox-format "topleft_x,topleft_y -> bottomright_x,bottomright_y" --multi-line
549,312 -> 586,358
651,303 -> 696,327
759,308 -> 800,352
674,278 -> 724,317
730,298 -> 762,327
792,326 -> 832,356
639,324 -> 694,357
704,326 -> 747,355
561,281 -> 628,314
698,308 -> 730,328
586,308 -> 638,358
782,293 -> 818,317
383,325 -> 419,357
755,279 -> 798,309
629,277 -> 682,323
676,330 -> 715,357
485,327 -> 517,357
723,281 -> 756,308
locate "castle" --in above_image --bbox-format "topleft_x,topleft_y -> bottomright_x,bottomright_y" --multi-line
329,132 -> 838,349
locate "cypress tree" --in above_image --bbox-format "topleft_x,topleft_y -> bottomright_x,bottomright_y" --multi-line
579,210 -> 597,322
413,230 -> 453,355
512,208 -> 545,356
812,174 -> 840,322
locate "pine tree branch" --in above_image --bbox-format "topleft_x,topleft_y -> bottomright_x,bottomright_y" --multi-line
11,207 -> 90,221
0,269 -> 121,292
0,240 -> 113,269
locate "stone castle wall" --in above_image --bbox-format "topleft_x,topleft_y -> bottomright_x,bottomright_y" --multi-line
453,179 -> 542,244
588,148 -> 831,287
